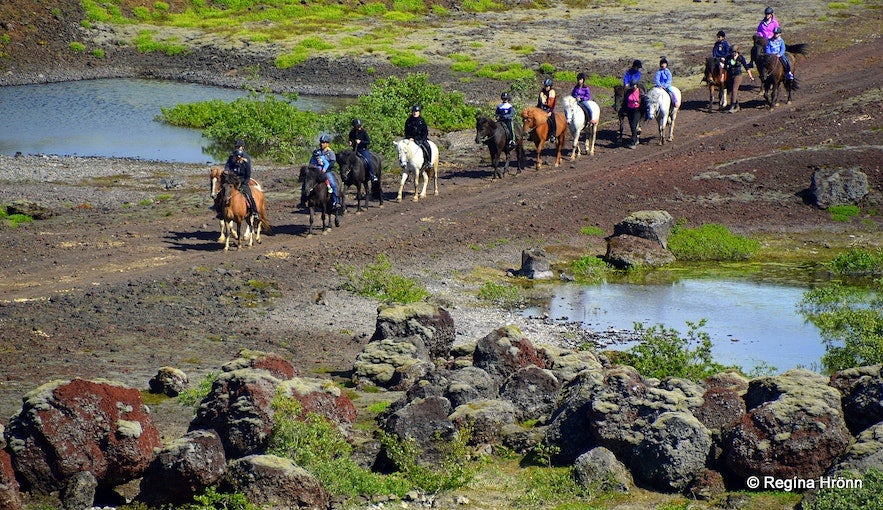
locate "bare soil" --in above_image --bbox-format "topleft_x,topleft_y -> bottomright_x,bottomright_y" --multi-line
0,1 -> 882,500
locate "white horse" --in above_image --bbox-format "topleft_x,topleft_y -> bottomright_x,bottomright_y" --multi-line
645,86 -> 681,145
562,95 -> 600,159
392,138 -> 439,202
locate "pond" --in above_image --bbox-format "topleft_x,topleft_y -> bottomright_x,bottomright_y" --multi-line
0,78 -> 352,163
523,274 -> 828,374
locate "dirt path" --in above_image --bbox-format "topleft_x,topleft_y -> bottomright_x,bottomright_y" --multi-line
0,8 -> 881,431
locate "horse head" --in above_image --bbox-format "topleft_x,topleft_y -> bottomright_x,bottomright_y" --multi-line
393,139 -> 418,170
475,117 -> 497,144
612,85 -> 625,114
209,166 -> 224,199
520,108 -> 539,135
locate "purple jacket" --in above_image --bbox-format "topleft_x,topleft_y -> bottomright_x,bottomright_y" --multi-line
571,84 -> 591,102
756,18 -> 779,39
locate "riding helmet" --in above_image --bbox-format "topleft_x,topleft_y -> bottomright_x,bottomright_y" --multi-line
764,6 -> 774,15
717,30 -> 726,38
659,56 -> 668,66
773,27 -> 782,34
319,134 -> 331,143
632,59 -> 642,69
501,92 -> 511,101
352,118 -> 362,127
412,104 -> 421,112
233,149 -> 244,157
234,139 -> 245,148
543,78 -> 553,87
312,149 -> 323,158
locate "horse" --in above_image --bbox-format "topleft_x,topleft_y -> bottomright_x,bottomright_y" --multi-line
520,107 -> 567,169
752,35 -> 808,84
337,149 -> 383,212
756,43 -> 806,108
612,84 -> 646,146
392,138 -> 439,202
474,116 -> 524,178
210,165 -> 266,244
561,95 -> 599,159
298,164 -> 344,235
209,167 -> 269,251
702,58 -> 728,111
645,86 -> 681,145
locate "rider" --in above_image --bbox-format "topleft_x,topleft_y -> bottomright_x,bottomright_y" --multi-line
300,134 -> 336,208
756,6 -> 780,41
571,72 -> 593,119
310,148 -> 341,211
495,92 -> 516,150
765,27 -> 793,81
348,118 -> 377,182
712,30 -> 730,67
654,57 -> 679,108
224,139 -> 259,222
537,78 -> 558,144
404,104 -> 431,165
724,45 -> 755,113
621,59 -> 643,108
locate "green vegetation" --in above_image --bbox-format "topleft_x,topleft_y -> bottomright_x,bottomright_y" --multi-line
580,225 -> 606,236
477,281 -> 523,306
0,208 -> 34,227
619,320 -> 736,381
69,41 -> 86,52
570,255 -> 609,284
378,424 -> 475,493
338,254 -> 430,304
512,465 -> 591,508
461,0 -> 505,12
177,371 -> 217,408
828,247 -> 883,276
667,222 -> 761,261
829,204 -> 861,221
131,30 -> 187,55
806,469 -> 883,509
180,487 -> 259,510
799,281 -> 883,373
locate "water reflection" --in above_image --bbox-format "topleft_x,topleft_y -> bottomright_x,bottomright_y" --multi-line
0,79 -> 353,163
524,279 -> 825,373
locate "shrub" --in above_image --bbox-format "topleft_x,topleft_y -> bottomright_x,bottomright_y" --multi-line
477,281 -> 522,306
829,204 -> 861,222
570,255 -> 608,284
667,223 -> 760,261
177,371 -> 217,408
798,281 -> 883,373
806,468 -> 883,509
69,41 -> 86,52
828,248 -> 883,276
0,208 -> 34,227
379,423 -> 475,493
580,225 -> 605,236
621,320 -> 736,381
338,254 -> 430,304
181,487 -> 259,510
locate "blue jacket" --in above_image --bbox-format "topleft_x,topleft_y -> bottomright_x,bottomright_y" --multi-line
654,68 -> 673,88
623,68 -> 642,87
713,40 -> 731,59
765,37 -> 786,57
495,101 -> 514,121
310,154 -> 330,172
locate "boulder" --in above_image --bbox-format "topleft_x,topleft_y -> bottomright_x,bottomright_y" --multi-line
810,166 -> 869,209
500,423 -> 546,454
573,447 -> 632,493
686,468 -> 726,501
138,429 -> 227,507
189,368 -> 281,459
449,399 -> 519,445
5,200 -> 54,220
693,386 -> 746,433
472,325 -> 547,384
0,447 -> 21,510
221,349 -> 299,380
371,302 -> 455,360
604,234 -> 676,269
61,471 -> 97,510
148,366 -> 189,397
725,370 -> 852,480
445,366 -> 498,409
829,364 -> 883,435
507,248 -> 554,279
6,378 -> 161,494
499,365 -> 561,422
632,411 -> 713,492
612,210 -> 675,248
379,396 -> 457,469
277,377 -> 357,440
221,455 -> 329,509
827,421 -> 883,476
541,345 -> 604,385
353,337 -> 427,388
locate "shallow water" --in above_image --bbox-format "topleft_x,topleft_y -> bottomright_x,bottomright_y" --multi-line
0,78 -> 350,163
524,278 -> 826,374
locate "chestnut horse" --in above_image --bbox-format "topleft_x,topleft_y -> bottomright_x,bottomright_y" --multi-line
520,107 -> 567,169
703,58 -> 728,111
209,167 -> 269,251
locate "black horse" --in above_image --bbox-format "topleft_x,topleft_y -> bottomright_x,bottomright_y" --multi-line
475,116 -> 525,178
337,149 -> 383,212
751,35 -> 807,82
612,84 -> 646,147
298,164 -> 344,235
752,36 -> 807,107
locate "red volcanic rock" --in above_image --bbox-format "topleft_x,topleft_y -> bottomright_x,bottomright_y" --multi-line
0,447 -> 22,510
277,377 -> 358,440
6,378 -> 161,494
222,349 -> 300,380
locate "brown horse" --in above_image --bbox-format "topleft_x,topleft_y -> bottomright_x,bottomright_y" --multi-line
209,166 -> 269,251
520,107 -> 567,169
703,58 -> 729,111
298,164 -> 344,235
757,53 -> 800,108
475,116 -> 525,178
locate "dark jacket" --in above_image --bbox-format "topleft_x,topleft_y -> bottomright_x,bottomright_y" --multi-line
348,128 -> 370,151
404,116 -> 428,142
225,151 -> 252,183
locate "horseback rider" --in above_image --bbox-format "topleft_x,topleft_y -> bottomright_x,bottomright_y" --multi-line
348,118 -> 377,182
765,27 -> 794,81
654,57 -> 679,108
724,45 -> 755,113
404,104 -> 431,165
309,148 -> 341,211
571,73 -> 594,120
537,78 -> 558,144
300,134 -> 336,208
756,6 -> 779,41
712,30 -> 730,67
224,139 -> 259,222
495,92 -> 516,150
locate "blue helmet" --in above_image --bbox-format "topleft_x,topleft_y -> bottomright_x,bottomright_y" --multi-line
233,149 -> 244,157
764,6 -> 774,15
773,27 -> 782,34
543,78 -> 553,87
351,118 -> 362,127
319,134 -> 331,143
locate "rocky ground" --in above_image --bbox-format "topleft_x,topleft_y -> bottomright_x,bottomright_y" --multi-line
0,1 -> 882,507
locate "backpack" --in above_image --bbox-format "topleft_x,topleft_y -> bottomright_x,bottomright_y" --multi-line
626,87 -> 641,109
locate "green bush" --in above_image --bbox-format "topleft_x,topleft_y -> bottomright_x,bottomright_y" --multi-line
338,254 -> 430,304
69,41 -> 86,52
667,223 -> 760,261
570,255 -> 608,284
806,469 -> 883,510
180,487 -> 259,510
477,281 -> 522,306
0,208 -> 34,227
829,204 -> 861,222
621,320 -> 736,381
798,281 -> 883,373
828,248 -> 883,276
177,371 -> 217,408
379,424 -> 475,493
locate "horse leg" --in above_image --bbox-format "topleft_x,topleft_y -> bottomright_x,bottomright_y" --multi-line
308,207 -> 315,235
708,86 -> 714,112
535,139 -> 545,170
432,164 -> 439,196
218,219 -> 227,243
668,110 -> 678,142
418,169 -> 429,199
397,172 -> 408,202
589,124 -> 597,155
570,127 -> 581,161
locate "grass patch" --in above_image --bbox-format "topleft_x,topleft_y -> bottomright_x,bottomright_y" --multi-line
807,468 -> 883,509
177,371 -> 218,409
461,0 -> 505,12
338,254 -> 430,304
476,62 -> 535,81
580,225 -> 606,236
69,41 -> 86,52
829,204 -> 861,222
828,247 -> 883,276
667,222 -> 761,261
0,208 -> 34,227
131,30 -> 187,55
477,281 -> 523,306
570,255 -> 608,284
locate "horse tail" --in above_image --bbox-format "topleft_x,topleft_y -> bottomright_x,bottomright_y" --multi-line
786,43 -> 807,56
